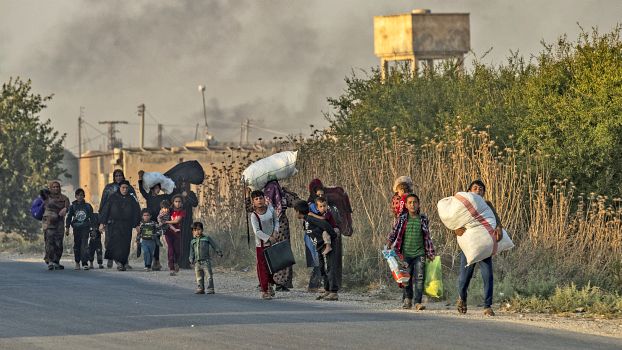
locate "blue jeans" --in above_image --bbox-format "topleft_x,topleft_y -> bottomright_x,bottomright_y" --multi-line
403,255 -> 425,303
457,251 -> 493,308
141,240 -> 156,268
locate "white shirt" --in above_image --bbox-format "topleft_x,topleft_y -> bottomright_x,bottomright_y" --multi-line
250,205 -> 280,247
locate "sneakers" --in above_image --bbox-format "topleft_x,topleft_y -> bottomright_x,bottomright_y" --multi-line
47,263 -> 54,270
143,267 -> 150,271
324,292 -> 339,301
483,308 -> 495,316
195,288 -> 205,294
414,303 -> 426,311
74,262 -> 81,270
206,288 -> 215,295
169,271 -> 176,276
261,292 -> 272,300
54,263 -> 64,270
402,298 -> 413,309
83,265 -> 90,271
316,291 -> 330,300
107,259 -> 113,268
457,298 -> 467,314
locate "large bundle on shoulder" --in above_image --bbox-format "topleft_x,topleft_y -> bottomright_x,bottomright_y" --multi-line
142,172 -> 176,194
324,186 -> 354,236
437,192 -> 514,266
242,151 -> 298,190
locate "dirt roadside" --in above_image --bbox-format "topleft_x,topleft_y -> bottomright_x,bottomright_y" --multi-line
3,252 -> 621,339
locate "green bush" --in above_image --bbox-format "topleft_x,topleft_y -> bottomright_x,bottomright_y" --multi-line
326,27 -> 622,195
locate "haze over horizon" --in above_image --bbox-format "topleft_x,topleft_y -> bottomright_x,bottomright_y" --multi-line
1,0 -> 620,153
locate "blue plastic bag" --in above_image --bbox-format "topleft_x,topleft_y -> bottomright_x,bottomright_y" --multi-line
30,197 -> 44,221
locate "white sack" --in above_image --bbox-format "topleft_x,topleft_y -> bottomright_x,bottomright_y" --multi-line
242,151 -> 298,190
142,172 -> 176,194
437,192 -> 514,265
437,191 -> 495,230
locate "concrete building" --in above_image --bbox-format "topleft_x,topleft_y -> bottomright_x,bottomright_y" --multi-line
374,8 -> 470,79
78,144 -> 269,211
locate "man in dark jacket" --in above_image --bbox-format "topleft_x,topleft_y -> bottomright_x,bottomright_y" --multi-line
65,188 -> 94,270
189,222 -> 222,294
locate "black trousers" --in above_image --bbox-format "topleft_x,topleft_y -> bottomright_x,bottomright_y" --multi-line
318,249 -> 339,292
73,228 -> 90,265
88,232 -> 103,264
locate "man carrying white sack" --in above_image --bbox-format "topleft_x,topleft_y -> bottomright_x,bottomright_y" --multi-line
454,180 -> 503,317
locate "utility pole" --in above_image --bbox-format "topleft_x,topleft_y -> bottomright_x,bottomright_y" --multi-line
137,104 -> 145,148
157,124 -> 163,147
239,121 -> 244,146
78,107 -> 84,157
99,121 -> 128,150
244,119 -> 250,145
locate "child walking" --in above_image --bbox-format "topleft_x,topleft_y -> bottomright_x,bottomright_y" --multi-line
158,198 -> 184,275
136,209 -> 158,270
387,193 -> 436,310
88,213 -> 104,269
65,188 -> 94,270
249,190 -> 279,300
189,222 -> 222,294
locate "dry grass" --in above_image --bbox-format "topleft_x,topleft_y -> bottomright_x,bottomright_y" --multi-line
192,123 -> 622,295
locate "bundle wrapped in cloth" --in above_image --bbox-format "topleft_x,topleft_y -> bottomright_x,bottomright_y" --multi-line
242,151 -> 298,190
142,172 -> 176,194
437,192 -> 514,266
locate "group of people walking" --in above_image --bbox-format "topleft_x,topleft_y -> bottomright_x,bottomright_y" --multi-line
40,169 -> 199,275
386,176 -> 502,316
40,168 -> 501,315
249,178 -> 348,301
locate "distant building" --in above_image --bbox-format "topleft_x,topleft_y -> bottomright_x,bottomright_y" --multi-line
78,144 -> 271,211
374,8 -> 470,79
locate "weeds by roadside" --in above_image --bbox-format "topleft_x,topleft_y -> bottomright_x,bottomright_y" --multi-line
506,284 -> 622,318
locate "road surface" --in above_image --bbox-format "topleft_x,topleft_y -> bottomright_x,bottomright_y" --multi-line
0,261 -> 620,350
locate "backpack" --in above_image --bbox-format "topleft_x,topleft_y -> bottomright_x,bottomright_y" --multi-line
30,197 -> 45,221
324,186 -> 354,236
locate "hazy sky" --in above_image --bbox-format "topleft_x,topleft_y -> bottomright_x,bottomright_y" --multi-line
1,0 -> 620,153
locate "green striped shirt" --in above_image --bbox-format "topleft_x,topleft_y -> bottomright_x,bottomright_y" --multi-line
403,215 -> 424,258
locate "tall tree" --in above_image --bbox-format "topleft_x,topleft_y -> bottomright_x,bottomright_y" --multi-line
0,78 -> 66,237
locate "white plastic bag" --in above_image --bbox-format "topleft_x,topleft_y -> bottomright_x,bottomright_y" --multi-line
142,172 -> 176,194
437,192 -> 514,265
242,151 -> 298,190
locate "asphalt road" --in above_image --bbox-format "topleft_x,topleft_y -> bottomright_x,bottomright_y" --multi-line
0,261 -> 620,350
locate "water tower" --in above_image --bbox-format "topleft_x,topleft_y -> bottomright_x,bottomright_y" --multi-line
374,9 -> 470,79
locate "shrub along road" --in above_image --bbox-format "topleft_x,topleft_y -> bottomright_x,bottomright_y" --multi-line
0,260 -> 620,350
